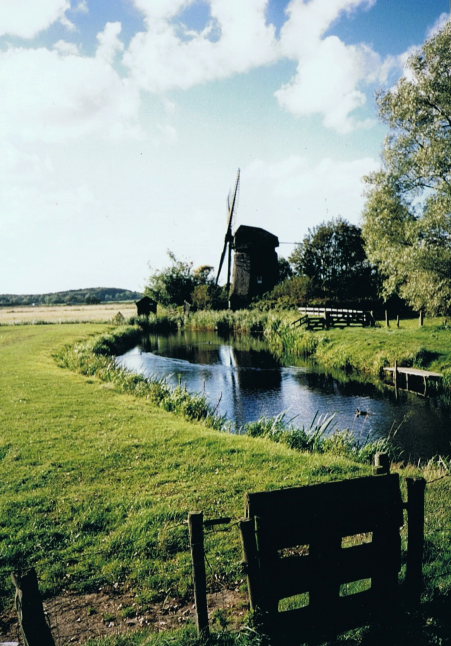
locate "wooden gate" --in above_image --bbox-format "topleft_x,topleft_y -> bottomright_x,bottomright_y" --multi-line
240,474 -> 425,645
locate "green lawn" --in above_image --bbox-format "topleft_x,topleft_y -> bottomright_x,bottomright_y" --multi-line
0,324 -> 366,612
2,323 -> 451,646
278,317 -> 451,382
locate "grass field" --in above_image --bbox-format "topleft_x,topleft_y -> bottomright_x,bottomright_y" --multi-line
0,324 -> 371,643
2,322 -> 451,645
0,302 -> 136,324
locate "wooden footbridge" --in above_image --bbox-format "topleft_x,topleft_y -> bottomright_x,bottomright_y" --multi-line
384,364 -> 443,397
292,307 -> 375,331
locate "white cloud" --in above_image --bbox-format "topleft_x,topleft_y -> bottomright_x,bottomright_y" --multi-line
0,0 -> 70,39
426,12 -> 450,39
123,0 -> 394,133
0,30 -> 141,143
124,0 -> 277,92
53,40 -> 80,56
243,155 -> 380,235
131,0 -> 192,24
72,0 -> 89,13
96,22 -> 124,64
276,0 -> 394,133
279,0 -> 375,57
276,37 -> 379,133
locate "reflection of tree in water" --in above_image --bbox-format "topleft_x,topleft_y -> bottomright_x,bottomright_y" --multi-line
130,330 -> 451,460
301,371 -> 383,399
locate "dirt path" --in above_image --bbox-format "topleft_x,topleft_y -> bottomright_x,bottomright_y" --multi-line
1,587 -> 247,644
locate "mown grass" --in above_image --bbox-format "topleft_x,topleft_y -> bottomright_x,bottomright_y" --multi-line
0,324 -> 368,615
2,323 -> 451,645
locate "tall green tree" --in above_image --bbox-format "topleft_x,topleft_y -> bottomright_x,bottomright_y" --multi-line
145,251 -> 197,306
289,218 -> 377,302
362,21 -> 451,314
145,254 -> 223,308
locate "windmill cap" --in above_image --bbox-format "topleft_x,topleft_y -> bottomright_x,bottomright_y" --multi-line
233,225 -> 279,250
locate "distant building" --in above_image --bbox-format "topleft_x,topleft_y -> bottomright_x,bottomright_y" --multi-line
230,225 -> 279,309
136,296 -> 157,317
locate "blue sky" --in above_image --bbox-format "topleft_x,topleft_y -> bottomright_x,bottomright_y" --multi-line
0,0 -> 449,294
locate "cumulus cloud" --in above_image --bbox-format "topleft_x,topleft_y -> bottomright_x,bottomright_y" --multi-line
426,12 -> 450,39
122,0 -> 395,133
0,24 -> 141,143
124,0 -> 277,92
96,21 -> 124,63
275,0 -> 394,133
243,155 -> 380,230
0,0 -> 70,39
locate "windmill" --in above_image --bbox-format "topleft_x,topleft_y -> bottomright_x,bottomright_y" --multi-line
215,168 -> 240,294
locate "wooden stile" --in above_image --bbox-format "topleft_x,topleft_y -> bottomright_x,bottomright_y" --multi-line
241,472 -> 425,645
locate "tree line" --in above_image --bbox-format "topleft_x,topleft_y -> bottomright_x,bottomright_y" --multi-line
0,287 -> 143,307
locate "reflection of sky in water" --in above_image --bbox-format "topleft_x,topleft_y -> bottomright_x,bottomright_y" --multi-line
116,333 -> 451,460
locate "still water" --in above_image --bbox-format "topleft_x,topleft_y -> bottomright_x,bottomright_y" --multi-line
117,330 -> 451,460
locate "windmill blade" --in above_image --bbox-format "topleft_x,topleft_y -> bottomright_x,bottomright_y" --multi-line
216,168 -> 240,285
225,169 -> 240,291
228,168 -> 240,233
216,237 -> 229,284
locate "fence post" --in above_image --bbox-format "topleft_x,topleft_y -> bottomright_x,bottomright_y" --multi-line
188,512 -> 210,638
385,309 -> 390,328
11,568 -> 55,646
405,477 -> 426,602
419,310 -> 424,327
373,452 -> 390,475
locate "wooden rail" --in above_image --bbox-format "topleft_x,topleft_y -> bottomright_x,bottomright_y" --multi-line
292,307 -> 375,330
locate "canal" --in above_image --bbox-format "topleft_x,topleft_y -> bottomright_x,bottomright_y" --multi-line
117,329 -> 451,460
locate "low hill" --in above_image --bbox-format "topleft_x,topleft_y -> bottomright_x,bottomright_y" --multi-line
0,287 -> 143,307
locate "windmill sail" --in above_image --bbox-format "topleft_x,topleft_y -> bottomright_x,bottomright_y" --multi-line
216,168 -> 240,288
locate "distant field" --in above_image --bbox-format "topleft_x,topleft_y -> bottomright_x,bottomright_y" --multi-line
0,302 -> 136,324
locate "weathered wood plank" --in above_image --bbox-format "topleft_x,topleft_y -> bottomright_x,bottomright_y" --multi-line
246,474 -> 403,549
384,367 -> 442,378
11,569 -> 55,646
188,512 -> 210,637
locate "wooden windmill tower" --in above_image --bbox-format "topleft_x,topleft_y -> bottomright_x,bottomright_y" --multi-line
216,170 -> 279,309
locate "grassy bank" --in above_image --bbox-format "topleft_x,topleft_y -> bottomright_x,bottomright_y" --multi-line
266,317 -> 451,381
0,324 -> 367,613
2,323 -> 451,645
173,310 -> 451,384
54,325 -> 393,462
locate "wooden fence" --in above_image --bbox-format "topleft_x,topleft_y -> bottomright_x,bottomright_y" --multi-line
293,307 -> 375,330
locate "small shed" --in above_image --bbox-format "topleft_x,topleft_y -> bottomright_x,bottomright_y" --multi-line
136,296 -> 157,317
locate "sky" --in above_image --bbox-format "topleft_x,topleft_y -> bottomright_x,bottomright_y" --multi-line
0,0 -> 449,294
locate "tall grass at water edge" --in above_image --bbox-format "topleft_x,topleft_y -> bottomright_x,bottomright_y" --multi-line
138,310 -> 451,383
54,325 -> 395,463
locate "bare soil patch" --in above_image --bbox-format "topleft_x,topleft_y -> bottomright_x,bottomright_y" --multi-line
1,588 -> 247,644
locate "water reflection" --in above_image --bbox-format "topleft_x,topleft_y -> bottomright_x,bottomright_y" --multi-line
117,330 -> 451,460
